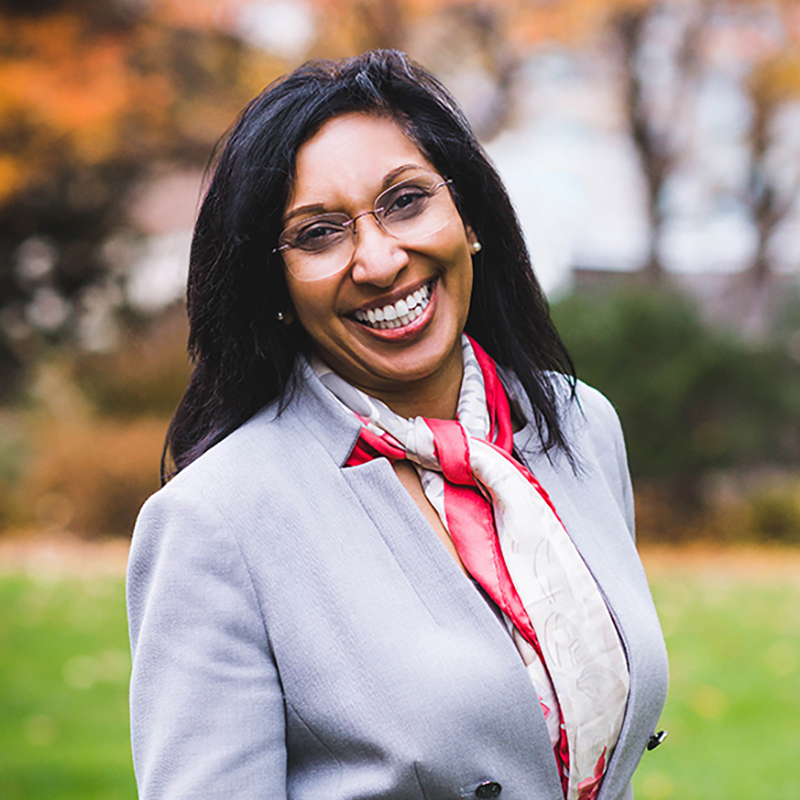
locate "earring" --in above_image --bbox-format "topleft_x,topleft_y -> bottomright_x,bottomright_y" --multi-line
276,310 -> 286,322
471,241 -> 482,254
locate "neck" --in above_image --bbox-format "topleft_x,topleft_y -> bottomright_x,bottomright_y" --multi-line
351,351 -> 464,420
312,338 -> 467,421
367,370 -> 462,420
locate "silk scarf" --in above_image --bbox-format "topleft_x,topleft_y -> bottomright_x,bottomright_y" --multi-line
312,335 -> 629,800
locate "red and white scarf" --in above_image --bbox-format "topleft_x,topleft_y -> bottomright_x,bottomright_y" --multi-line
313,335 -> 629,800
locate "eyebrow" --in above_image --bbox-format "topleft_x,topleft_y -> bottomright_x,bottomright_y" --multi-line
282,163 -> 428,225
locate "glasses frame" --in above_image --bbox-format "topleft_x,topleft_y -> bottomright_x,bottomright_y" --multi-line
272,173 -> 454,280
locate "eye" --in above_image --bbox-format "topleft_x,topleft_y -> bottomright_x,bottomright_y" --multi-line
288,217 -> 348,252
380,182 -> 434,221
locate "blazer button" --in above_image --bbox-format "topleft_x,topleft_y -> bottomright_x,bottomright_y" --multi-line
475,781 -> 502,798
647,730 -> 668,751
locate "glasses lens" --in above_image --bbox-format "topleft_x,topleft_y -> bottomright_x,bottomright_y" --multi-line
376,175 -> 452,242
279,213 -> 351,280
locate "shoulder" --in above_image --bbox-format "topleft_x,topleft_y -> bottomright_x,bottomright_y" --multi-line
504,370 -> 635,538
566,379 -> 628,459
128,401 -> 290,600
502,368 -> 626,456
131,365 -> 364,557
159,401 -> 303,503
128,379 -> 350,634
149,365 -> 358,515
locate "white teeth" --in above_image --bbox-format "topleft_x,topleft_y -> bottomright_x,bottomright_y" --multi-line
353,282 -> 433,330
353,284 -> 432,330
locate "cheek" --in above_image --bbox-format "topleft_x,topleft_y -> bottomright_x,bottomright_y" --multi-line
286,278 -> 340,337
453,245 -> 474,294
286,274 -> 316,315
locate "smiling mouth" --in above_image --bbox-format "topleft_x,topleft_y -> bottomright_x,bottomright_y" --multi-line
351,281 -> 433,330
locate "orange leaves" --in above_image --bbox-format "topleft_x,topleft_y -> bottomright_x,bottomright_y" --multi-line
508,0 -> 612,47
750,50 -> 800,113
0,11 -> 174,194
152,0 -> 238,31
0,154 -> 22,204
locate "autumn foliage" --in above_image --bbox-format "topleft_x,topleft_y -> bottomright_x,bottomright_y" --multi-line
1,0 -> 799,540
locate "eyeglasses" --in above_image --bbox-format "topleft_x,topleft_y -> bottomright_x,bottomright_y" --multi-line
273,172 -> 454,281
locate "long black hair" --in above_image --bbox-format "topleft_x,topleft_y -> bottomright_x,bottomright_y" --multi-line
163,49 -> 575,482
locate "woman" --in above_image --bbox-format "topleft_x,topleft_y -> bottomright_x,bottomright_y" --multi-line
127,49 -> 668,800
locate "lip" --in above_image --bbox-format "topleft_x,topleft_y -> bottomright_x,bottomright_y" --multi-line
346,278 -> 438,341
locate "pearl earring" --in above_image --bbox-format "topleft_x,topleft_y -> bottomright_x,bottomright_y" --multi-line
276,310 -> 286,322
472,241 -> 482,254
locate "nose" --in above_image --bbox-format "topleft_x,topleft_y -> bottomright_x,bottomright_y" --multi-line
348,213 -> 409,287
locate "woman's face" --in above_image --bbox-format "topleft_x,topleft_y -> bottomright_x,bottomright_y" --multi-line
281,112 -> 476,416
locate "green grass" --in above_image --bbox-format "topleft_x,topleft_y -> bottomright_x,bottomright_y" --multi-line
1,565 -> 798,799
633,570 -> 800,800
0,575 -> 135,800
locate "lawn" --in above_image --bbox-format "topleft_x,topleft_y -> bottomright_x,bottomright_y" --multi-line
633,551 -> 800,800
0,548 -> 798,799
0,574 -> 135,800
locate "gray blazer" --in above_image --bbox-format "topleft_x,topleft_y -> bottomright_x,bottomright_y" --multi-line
127,362 -> 668,800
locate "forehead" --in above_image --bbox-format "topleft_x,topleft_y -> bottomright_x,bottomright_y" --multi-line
286,113 -> 436,212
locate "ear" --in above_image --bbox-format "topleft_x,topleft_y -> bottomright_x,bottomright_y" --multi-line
465,225 -> 481,255
276,284 -> 297,325
276,308 -> 295,325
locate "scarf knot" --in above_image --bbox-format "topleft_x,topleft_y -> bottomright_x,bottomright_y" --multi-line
427,418 -> 477,486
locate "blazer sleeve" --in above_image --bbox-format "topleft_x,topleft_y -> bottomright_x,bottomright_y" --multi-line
127,484 -> 287,800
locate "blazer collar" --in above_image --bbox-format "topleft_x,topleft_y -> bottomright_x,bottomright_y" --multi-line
285,356 -> 365,468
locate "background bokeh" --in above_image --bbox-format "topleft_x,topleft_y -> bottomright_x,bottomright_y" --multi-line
1,0 -> 799,544
0,0 -> 799,798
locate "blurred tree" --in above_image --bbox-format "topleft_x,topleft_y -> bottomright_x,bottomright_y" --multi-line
610,0 -> 800,284
746,47 -> 800,283
0,0 -> 284,400
613,2 -> 707,282
507,0 -> 800,285
552,286 -> 800,488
